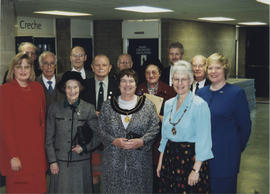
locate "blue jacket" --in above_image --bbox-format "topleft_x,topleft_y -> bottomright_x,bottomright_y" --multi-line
197,83 -> 251,177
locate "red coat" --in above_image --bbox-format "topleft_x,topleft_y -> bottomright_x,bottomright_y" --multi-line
0,79 -> 47,176
136,80 -> 176,115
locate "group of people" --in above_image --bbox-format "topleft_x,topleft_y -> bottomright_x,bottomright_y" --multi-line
0,41 -> 251,194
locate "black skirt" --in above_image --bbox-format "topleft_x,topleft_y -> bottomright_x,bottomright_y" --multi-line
158,140 -> 210,193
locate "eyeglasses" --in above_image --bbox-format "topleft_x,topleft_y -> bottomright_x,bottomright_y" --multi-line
145,71 -> 159,76
119,61 -> 131,65
43,62 -> 55,67
120,79 -> 135,84
192,64 -> 205,68
72,54 -> 84,58
172,78 -> 190,84
15,65 -> 31,71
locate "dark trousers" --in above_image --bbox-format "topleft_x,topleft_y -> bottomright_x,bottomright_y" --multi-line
210,176 -> 237,194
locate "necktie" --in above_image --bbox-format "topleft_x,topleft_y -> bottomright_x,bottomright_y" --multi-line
47,80 -> 53,94
195,82 -> 200,94
97,82 -> 104,111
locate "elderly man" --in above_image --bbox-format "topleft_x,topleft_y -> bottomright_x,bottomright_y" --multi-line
191,55 -> 211,94
161,41 -> 184,86
2,42 -> 40,84
36,51 -> 64,110
70,46 -> 93,79
111,53 -> 134,80
81,54 -> 119,193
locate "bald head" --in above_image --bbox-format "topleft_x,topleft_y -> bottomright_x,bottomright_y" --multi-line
191,55 -> 207,82
70,46 -> 87,71
117,54 -> 133,71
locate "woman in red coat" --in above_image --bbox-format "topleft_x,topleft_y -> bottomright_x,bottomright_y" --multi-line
0,53 -> 47,193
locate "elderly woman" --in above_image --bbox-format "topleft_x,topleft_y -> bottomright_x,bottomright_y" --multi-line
197,53 -> 251,193
98,68 -> 160,193
46,71 -> 99,193
0,53 -> 47,193
136,59 -> 176,115
157,60 -> 213,193
136,59 -> 176,192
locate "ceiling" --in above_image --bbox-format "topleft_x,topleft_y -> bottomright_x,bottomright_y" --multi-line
14,0 -> 269,26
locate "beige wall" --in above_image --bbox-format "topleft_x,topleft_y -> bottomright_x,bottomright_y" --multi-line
0,0 -> 16,82
161,19 -> 238,77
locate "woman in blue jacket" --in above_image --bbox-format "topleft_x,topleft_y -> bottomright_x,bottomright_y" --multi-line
197,53 -> 251,193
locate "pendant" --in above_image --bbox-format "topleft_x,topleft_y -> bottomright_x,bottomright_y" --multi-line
172,127 -> 176,135
124,115 -> 130,123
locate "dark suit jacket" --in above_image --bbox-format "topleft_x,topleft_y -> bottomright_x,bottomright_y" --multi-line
36,75 -> 65,111
190,78 -> 211,91
160,66 -> 171,85
81,77 -> 120,110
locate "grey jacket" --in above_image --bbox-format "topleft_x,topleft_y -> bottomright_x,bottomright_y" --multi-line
46,99 -> 99,163
98,97 -> 160,193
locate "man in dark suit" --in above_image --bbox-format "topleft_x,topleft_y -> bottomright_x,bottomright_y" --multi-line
161,41 -> 184,86
70,46 -> 93,79
36,51 -> 64,111
191,55 -> 211,94
82,54 -> 119,112
81,54 -> 119,193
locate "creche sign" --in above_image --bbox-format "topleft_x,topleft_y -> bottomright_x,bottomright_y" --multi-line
16,16 -> 55,37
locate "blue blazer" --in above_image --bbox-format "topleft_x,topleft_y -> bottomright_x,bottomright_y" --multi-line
197,83 -> 251,177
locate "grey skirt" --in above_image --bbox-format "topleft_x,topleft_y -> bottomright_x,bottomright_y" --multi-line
49,159 -> 93,194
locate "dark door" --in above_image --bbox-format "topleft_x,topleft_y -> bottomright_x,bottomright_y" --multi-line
245,27 -> 269,97
127,38 -> 159,83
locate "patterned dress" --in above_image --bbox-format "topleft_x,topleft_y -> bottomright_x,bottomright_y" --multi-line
98,96 -> 160,193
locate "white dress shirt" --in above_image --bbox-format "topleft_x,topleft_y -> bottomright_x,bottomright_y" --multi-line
42,74 -> 56,90
72,67 -> 86,79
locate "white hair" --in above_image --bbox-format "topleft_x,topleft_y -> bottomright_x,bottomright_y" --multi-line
172,60 -> 194,82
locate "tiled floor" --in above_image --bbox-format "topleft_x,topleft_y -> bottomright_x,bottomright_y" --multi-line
0,103 -> 269,194
237,103 -> 269,194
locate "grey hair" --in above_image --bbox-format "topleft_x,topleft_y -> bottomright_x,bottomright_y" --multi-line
172,60 -> 194,82
39,51 -> 57,65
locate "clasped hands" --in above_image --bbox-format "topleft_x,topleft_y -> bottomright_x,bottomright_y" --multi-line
113,138 -> 143,149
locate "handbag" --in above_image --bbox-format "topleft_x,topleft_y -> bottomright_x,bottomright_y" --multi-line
73,122 -> 93,146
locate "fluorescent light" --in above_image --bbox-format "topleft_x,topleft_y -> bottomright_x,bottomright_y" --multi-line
34,11 -> 92,16
115,6 -> 173,13
238,22 -> 267,25
256,0 -> 270,5
198,17 -> 235,21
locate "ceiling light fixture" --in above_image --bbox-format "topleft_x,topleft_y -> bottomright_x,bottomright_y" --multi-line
198,17 -> 235,21
256,0 -> 270,5
238,22 -> 267,25
34,10 -> 92,16
115,6 -> 173,13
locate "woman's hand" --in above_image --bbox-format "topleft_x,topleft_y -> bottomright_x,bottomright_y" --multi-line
112,138 -> 130,149
50,162 -> 59,175
188,170 -> 200,186
113,138 -> 143,149
124,138 -> 144,149
157,152 -> 164,177
72,145 -> 83,154
10,157 -> 22,171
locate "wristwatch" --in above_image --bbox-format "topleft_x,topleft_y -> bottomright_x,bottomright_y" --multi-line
192,168 -> 200,174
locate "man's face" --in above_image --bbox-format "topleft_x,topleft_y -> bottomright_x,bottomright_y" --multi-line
70,47 -> 87,70
117,55 -> 133,71
168,48 -> 182,65
21,44 -> 37,62
192,56 -> 206,82
91,56 -> 112,80
40,54 -> 55,80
